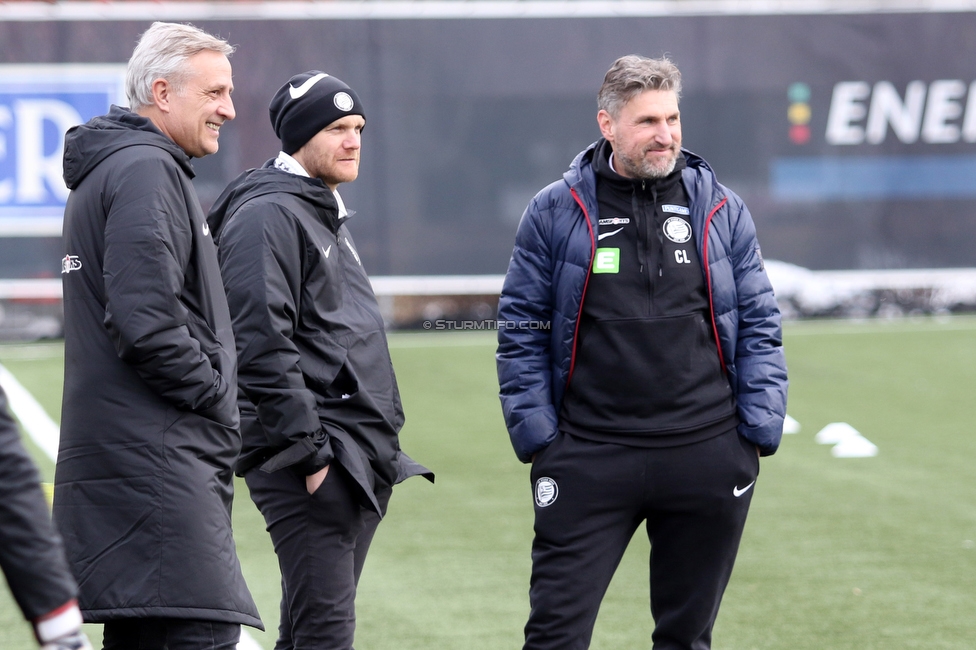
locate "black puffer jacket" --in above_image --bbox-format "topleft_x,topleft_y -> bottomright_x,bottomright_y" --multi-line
208,162 -> 431,515
54,106 -> 261,627
0,384 -> 78,621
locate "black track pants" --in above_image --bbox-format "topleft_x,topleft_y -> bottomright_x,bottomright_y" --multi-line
245,465 -> 389,650
524,428 -> 759,650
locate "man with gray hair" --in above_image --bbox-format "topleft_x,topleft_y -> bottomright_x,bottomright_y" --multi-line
497,55 -> 788,649
55,21 -> 261,649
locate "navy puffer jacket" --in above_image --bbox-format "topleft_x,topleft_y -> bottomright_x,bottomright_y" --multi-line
496,141 -> 788,462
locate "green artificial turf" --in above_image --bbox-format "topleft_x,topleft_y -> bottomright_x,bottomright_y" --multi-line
2,318 -> 976,649
715,317 -> 976,650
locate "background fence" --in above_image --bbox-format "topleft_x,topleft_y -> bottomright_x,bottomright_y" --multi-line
2,0 -> 976,334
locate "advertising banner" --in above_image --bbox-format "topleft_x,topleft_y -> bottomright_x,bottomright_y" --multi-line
0,64 -> 124,276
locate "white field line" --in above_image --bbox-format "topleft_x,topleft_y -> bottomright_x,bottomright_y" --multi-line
0,362 -> 266,650
0,363 -> 60,462
236,631 -> 264,650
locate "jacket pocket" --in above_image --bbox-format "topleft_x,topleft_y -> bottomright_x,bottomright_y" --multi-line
563,312 -> 733,431
183,309 -> 237,425
184,308 -> 221,369
298,332 -> 353,398
529,430 -> 564,478
54,443 -> 159,586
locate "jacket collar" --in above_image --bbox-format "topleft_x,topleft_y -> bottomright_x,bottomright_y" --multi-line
563,140 -> 727,237
273,151 -> 352,220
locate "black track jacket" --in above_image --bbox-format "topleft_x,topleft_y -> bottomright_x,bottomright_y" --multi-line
559,142 -> 738,446
208,162 -> 431,516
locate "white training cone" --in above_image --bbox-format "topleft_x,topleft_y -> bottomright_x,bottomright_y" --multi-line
831,435 -> 878,458
783,414 -> 801,434
814,422 -> 861,445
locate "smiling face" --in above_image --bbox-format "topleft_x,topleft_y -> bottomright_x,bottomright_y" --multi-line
598,89 -> 682,180
151,49 -> 235,158
292,114 -> 365,190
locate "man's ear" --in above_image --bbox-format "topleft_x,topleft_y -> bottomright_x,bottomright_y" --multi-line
151,78 -> 172,113
597,109 -> 615,143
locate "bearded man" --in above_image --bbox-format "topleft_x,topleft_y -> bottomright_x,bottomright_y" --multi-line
496,54 -> 788,650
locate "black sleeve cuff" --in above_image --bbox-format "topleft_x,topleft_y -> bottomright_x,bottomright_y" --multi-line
258,431 -> 334,475
295,436 -> 335,476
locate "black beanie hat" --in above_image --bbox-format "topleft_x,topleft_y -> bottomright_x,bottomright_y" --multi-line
269,71 -> 365,155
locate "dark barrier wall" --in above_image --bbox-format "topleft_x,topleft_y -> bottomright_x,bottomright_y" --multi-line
2,10 -> 975,276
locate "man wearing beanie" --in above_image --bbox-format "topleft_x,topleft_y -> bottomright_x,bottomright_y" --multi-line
208,71 -> 432,649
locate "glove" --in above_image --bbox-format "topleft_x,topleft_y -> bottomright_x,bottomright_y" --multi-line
33,600 -> 92,650
40,631 -> 93,650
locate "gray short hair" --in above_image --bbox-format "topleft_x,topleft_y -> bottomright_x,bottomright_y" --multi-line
126,22 -> 235,110
597,55 -> 682,118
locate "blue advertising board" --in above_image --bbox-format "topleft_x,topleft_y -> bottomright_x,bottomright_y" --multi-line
0,65 -> 125,237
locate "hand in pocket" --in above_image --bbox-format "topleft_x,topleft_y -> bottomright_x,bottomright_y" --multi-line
306,465 -> 330,494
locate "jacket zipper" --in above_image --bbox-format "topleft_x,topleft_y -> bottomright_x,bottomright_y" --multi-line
636,180 -> 665,315
650,184 -> 665,313
633,186 -> 649,313
701,197 -> 729,373
637,179 -> 645,276
567,187 -> 596,387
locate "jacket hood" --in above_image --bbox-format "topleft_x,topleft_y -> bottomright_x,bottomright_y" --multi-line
207,160 -> 339,240
62,105 -> 193,190
679,148 -> 723,211
563,140 -> 599,195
